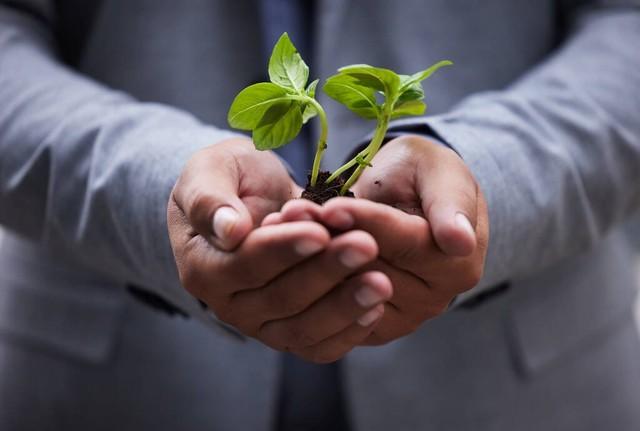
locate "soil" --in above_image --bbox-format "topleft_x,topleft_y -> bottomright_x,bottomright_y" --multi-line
301,170 -> 355,204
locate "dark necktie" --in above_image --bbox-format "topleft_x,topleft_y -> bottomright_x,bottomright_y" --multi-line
258,2 -> 351,430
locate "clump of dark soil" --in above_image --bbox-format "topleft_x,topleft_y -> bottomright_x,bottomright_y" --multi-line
301,171 -> 355,204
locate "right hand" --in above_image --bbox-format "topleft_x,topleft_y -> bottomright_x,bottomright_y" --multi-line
167,138 -> 392,363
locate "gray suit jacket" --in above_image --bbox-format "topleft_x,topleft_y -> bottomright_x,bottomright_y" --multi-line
1,0 -> 640,430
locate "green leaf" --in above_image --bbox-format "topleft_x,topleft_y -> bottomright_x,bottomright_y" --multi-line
301,79 -> 320,123
336,64 -> 401,97
391,100 -> 426,119
301,103 -> 317,124
268,33 -> 309,92
252,101 -> 303,150
227,82 -> 290,130
323,73 -> 379,120
401,60 -> 453,89
306,79 -> 319,98
397,77 -> 424,103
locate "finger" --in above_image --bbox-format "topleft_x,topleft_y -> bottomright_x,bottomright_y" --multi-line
364,259 -> 440,315
231,229 -> 378,323
360,304 -> 406,346
320,198 -> 435,267
218,221 -> 332,289
172,145 -> 253,251
357,261 -> 449,346
279,199 -> 324,222
359,301 -> 445,347
257,271 -> 392,350
181,221 -> 330,303
417,146 -> 479,257
292,304 -> 384,363
260,199 -> 323,227
261,212 -> 284,226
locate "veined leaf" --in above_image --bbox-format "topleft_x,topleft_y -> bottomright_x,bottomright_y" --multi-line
323,73 -> 379,120
391,100 -> 426,119
306,79 -> 319,98
401,60 -> 453,90
253,101 -> 303,150
337,64 -> 401,97
301,79 -> 320,123
397,77 -> 424,103
268,33 -> 309,92
301,103 -> 317,124
228,82 -> 290,130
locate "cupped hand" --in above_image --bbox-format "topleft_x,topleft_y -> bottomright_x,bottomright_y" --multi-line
264,135 -> 489,345
167,138 -> 391,362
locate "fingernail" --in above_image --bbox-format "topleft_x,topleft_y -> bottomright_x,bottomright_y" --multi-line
358,305 -> 383,327
354,285 -> 384,308
327,210 -> 354,230
455,213 -> 475,238
339,249 -> 370,269
295,239 -> 324,257
213,207 -> 239,240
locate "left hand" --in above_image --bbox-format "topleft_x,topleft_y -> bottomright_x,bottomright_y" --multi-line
263,135 -> 489,345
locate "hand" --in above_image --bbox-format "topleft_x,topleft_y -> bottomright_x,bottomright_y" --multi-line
265,135 -> 489,345
167,138 -> 392,362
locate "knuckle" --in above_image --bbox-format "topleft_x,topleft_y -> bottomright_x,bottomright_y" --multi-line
237,266 -> 269,289
395,318 -> 422,338
392,218 -> 430,265
283,324 -> 317,348
259,337 -> 289,353
188,192 -> 216,227
266,288 -> 307,318
255,324 -> 288,352
362,331 -> 392,346
460,184 -> 477,209
179,263 -> 204,298
211,302 -> 236,326
422,301 -> 448,321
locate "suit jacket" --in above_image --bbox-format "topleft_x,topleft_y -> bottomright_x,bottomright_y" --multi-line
1,0 -> 640,430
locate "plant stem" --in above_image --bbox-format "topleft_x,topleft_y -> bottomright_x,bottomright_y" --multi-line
305,98 -> 329,187
324,147 -> 369,184
340,109 -> 391,194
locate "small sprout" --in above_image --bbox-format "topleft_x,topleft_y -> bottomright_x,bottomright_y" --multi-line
228,33 -> 328,186
323,61 -> 453,194
228,32 -> 452,198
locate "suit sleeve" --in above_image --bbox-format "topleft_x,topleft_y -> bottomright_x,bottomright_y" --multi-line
0,4 -> 242,333
388,4 -> 640,300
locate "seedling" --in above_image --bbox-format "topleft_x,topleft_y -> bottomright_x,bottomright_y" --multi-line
228,33 -> 452,203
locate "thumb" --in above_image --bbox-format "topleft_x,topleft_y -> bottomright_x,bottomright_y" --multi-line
419,154 -> 478,257
172,146 -> 253,251
210,204 -> 252,251
426,201 -> 477,257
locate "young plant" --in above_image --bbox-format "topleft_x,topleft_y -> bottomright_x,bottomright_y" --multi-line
322,60 -> 452,194
227,32 -> 452,200
227,33 -> 327,187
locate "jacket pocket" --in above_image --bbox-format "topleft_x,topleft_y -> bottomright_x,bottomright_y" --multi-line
0,279 -> 125,364
507,234 -> 638,375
